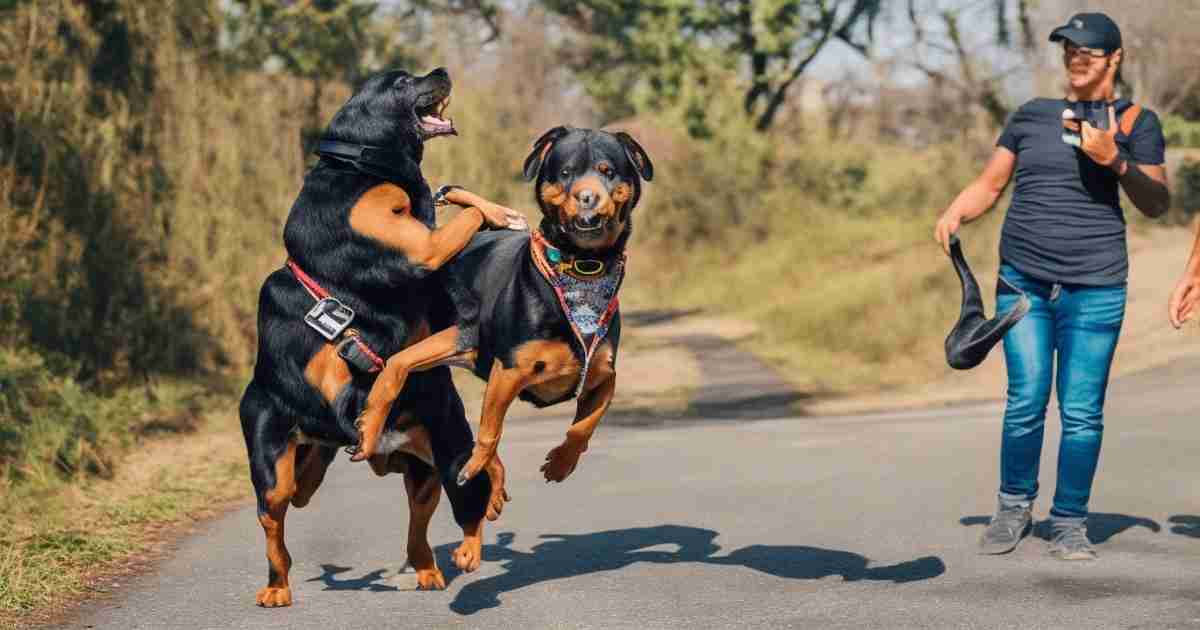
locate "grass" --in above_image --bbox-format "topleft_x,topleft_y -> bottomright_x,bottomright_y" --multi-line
0,402 -> 246,629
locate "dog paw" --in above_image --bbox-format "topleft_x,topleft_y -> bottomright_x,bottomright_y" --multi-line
392,561 -> 447,591
539,441 -> 584,483
457,447 -> 495,487
349,410 -> 385,462
416,567 -> 447,590
255,585 -> 292,607
485,456 -> 510,521
452,538 -> 482,573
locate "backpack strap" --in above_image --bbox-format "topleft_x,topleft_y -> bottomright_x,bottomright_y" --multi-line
1120,103 -> 1143,136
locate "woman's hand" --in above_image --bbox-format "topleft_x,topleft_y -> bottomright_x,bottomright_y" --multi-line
1079,105 -> 1120,168
1168,272 -> 1200,329
934,209 -> 963,255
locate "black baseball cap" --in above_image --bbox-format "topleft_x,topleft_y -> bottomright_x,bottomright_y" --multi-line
1049,12 -> 1122,52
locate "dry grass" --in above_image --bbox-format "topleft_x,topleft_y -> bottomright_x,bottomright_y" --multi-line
0,403 -> 246,629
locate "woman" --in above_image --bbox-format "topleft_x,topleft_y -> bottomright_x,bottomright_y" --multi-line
934,12 -> 1170,561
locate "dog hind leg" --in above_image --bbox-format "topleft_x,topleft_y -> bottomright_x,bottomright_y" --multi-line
415,368 -> 507,573
241,386 -> 300,608
291,444 -> 336,508
403,458 -> 446,590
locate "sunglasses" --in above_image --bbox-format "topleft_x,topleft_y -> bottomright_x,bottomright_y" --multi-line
1063,43 -> 1110,59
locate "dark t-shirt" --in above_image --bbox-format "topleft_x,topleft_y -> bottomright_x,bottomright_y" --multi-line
996,97 -> 1166,286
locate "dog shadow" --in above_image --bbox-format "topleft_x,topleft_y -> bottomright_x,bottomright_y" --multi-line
1167,515 -> 1200,538
960,512 -> 1160,544
306,564 -> 399,592
436,524 -> 945,615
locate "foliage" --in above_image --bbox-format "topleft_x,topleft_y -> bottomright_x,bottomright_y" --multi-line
1164,114 -> 1200,149
0,1 -> 218,381
1175,159 -> 1200,224
623,79 -> 994,389
538,0 -> 881,132
0,347 -> 211,490
226,0 -> 400,84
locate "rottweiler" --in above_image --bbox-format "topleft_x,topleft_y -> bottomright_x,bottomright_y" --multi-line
352,126 -> 653,488
238,67 -> 522,607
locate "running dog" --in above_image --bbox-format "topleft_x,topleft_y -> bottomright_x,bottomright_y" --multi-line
352,126 -> 652,488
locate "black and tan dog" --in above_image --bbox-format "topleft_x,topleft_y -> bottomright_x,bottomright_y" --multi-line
239,67 -> 520,607
352,126 -> 652,488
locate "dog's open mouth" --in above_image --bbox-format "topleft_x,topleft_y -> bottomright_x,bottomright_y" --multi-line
570,214 -> 614,236
572,217 -> 603,232
417,96 -> 455,138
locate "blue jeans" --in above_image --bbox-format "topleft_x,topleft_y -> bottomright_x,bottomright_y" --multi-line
995,263 -> 1126,520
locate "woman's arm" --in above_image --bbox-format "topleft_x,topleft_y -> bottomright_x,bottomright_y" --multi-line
934,146 -> 1017,254
1114,160 -> 1170,218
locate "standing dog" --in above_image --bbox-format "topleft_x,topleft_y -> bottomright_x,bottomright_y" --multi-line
352,126 -> 652,489
239,68 -> 519,607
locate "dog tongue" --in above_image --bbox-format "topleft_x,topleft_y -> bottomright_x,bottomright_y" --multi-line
420,115 -> 455,135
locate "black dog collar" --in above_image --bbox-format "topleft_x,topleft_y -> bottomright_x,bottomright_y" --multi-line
315,139 -> 434,225
316,141 -> 429,190
315,140 -> 421,181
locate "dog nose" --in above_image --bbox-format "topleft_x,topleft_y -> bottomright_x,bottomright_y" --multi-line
576,189 -> 598,210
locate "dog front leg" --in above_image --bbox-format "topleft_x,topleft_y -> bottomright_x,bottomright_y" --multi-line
351,326 -> 474,461
456,360 -> 527,486
541,372 -> 615,483
449,361 -> 526,573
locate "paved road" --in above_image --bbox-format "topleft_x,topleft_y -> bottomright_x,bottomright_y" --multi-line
65,342 -> 1200,629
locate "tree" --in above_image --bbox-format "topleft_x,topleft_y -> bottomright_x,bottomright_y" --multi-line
225,0 -> 408,146
224,0 -> 500,148
539,0 -> 883,132
902,0 -> 1036,129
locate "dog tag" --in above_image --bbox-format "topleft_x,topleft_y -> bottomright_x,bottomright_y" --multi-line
304,297 -> 355,341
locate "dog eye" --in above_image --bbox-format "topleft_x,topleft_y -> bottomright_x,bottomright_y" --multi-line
560,168 -> 571,177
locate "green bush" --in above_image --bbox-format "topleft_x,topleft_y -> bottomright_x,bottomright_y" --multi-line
1176,159 -> 1200,222
0,348 -> 208,491
1164,115 -> 1200,148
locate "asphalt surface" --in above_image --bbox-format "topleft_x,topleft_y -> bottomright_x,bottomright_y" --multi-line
64,345 -> 1200,629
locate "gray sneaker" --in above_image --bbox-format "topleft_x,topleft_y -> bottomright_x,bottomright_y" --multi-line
978,500 -> 1033,555
1048,520 -> 1097,561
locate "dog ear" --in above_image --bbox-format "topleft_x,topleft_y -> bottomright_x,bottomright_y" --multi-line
523,126 -> 571,181
614,132 -> 653,182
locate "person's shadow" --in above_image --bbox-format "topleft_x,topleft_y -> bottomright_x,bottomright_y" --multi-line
435,525 -> 945,615
960,512 -> 1160,544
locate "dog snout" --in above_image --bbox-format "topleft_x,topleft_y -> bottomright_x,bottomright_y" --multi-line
575,189 -> 598,211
